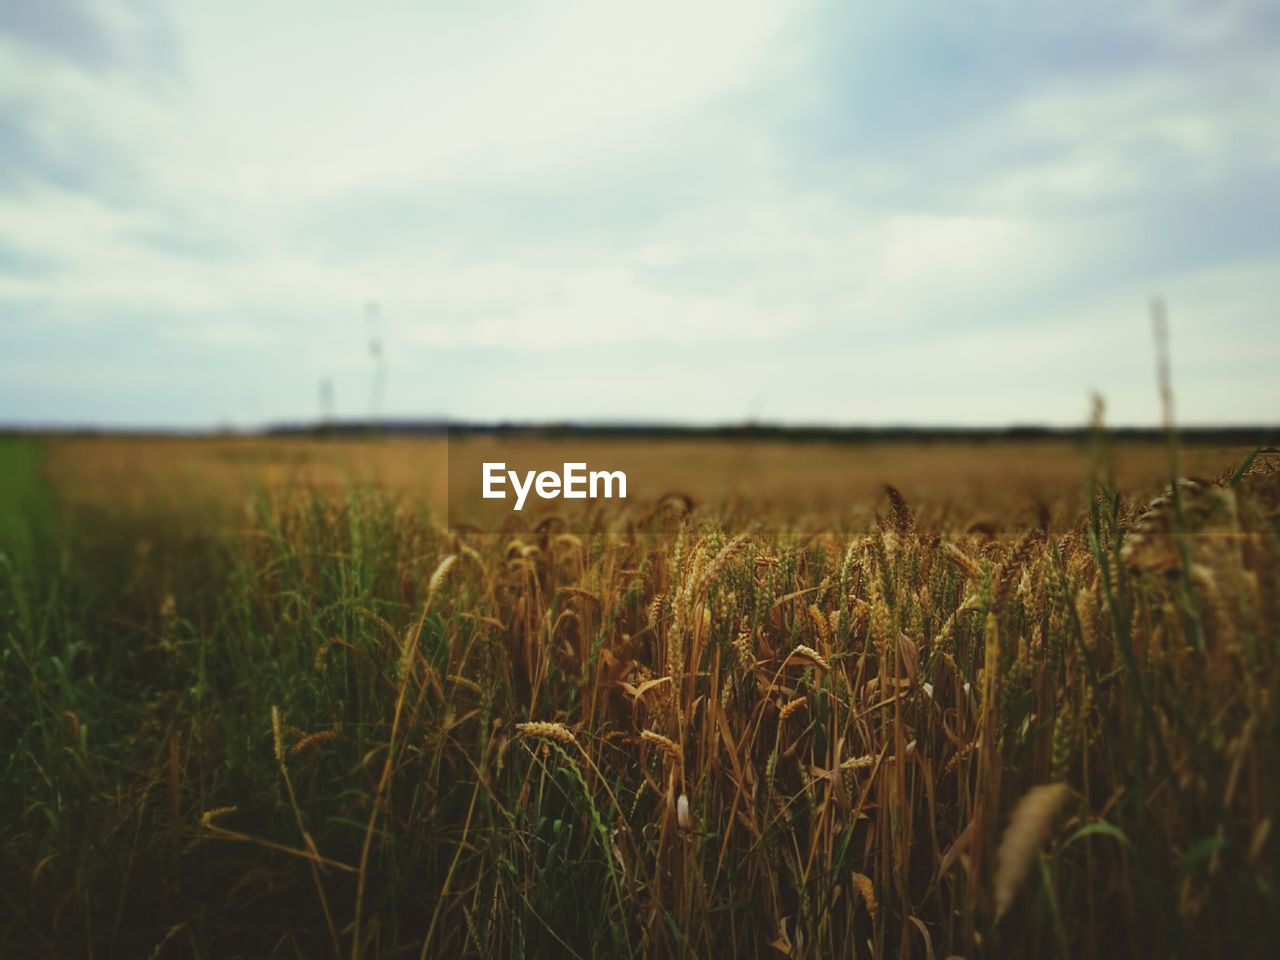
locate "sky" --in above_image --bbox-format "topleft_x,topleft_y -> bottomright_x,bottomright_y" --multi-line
1,0 -> 1278,428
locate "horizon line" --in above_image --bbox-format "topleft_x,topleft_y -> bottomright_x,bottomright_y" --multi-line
3,418 -> 1278,444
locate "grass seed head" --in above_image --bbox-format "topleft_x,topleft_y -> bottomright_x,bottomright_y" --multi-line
515,721 -> 578,746
789,644 -> 831,671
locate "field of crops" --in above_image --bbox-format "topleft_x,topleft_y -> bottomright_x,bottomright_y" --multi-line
2,434 -> 1277,958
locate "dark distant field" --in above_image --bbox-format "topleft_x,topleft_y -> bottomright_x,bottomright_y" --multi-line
2,433 -> 1277,958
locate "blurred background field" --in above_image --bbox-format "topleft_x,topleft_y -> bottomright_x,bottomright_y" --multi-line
39,433 -> 1251,530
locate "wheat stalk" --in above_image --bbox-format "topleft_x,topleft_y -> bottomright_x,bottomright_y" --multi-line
427,554 -> 457,606
789,644 -> 831,672
516,721 -> 578,746
778,697 -> 807,722
994,783 -> 1072,920
640,729 -> 682,761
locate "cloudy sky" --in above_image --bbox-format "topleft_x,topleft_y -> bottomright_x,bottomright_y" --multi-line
2,0 -> 1277,428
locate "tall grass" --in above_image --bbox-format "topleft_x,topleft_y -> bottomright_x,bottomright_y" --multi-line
2,443 -> 1278,957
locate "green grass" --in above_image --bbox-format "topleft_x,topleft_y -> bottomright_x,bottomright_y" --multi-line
0,438 -> 55,561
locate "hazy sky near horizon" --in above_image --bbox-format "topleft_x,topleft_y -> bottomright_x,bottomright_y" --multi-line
2,0 -> 1278,428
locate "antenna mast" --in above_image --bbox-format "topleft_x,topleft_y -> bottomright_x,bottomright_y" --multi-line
365,301 -> 386,427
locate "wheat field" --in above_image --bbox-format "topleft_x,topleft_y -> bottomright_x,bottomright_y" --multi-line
1,434 -> 1277,958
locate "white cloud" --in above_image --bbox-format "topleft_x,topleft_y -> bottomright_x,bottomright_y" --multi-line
411,266 -> 801,348
158,0 -> 806,198
881,216 -> 1023,285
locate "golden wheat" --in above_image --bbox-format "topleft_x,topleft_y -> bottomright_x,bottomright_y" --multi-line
515,721 -> 578,746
